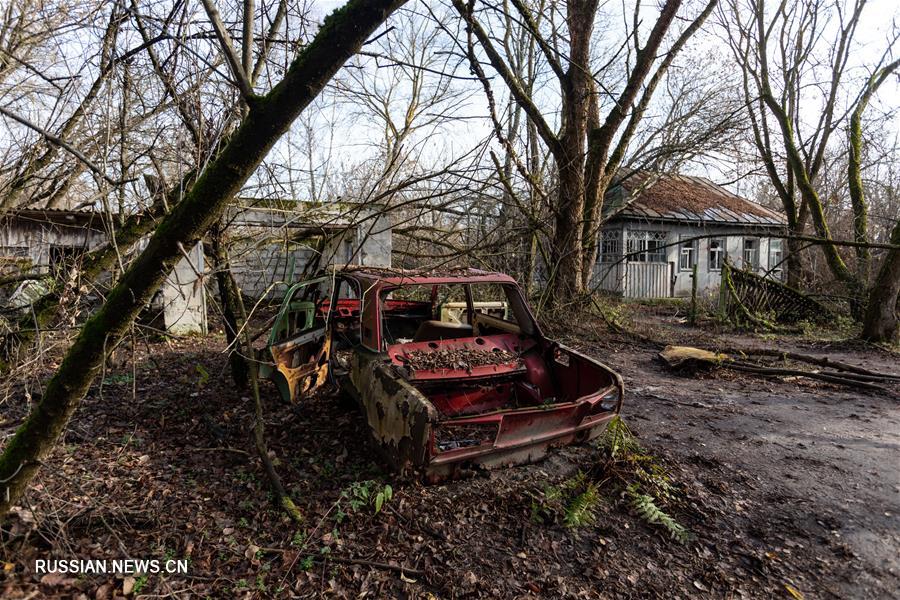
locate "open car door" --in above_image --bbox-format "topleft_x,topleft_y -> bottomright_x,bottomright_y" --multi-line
260,276 -> 333,403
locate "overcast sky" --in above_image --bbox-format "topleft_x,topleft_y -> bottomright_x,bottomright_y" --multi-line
262,0 -> 900,201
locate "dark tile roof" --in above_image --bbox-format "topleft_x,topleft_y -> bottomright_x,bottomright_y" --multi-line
604,172 -> 786,226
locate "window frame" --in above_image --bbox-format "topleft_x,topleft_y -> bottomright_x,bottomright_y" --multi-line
708,238 -> 725,272
599,229 -> 622,263
742,237 -> 759,271
768,238 -> 784,277
678,237 -> 698,272
626,230 -> 667,263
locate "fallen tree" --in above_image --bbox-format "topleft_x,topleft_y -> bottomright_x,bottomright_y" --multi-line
0,0 -> 407,517
658,345 -> 899,395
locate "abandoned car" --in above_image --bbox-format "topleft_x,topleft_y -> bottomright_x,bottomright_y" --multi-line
259,267 -> 623,480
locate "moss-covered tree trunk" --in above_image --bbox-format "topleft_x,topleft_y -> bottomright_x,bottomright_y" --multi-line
848,58 -> 900,285
861,219 -> 900,343
0,0 -> 406,516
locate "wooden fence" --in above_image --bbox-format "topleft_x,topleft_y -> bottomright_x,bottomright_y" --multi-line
720,260 -> 830,324
594,261 -> 672,299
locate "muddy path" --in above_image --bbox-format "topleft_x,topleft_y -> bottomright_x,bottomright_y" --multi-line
0,319 -> 897,598
603,344 -> 899,599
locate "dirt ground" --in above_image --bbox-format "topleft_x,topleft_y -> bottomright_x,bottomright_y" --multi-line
0,308 -> 897,599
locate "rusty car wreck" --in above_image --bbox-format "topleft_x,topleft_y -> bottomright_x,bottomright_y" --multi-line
259,267 -> 623,481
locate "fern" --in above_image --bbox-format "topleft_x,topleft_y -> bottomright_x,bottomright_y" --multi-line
634,464 -> 675,501
599,416 -> 642,459
531,473 -> 602,528
532,418 -> 693,544
626,485 -> 690,544
530,484 -> 563,524
564,483 -> 601,528
562,471 -> 588,492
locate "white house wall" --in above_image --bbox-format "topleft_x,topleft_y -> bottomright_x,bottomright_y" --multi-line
597,221 -> 783,298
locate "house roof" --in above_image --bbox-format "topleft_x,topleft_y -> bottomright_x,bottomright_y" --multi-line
604,172 -> 786,227
2,207 -> 110,229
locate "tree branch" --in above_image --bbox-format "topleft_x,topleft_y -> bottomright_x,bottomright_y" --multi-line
201,0 -> 256,101
0,106 -> 130,186
451,0 -> 562,157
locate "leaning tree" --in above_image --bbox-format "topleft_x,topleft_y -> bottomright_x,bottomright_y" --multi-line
0,0 -> 408,517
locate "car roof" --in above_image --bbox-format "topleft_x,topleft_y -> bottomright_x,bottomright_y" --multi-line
329,265 -> 518,287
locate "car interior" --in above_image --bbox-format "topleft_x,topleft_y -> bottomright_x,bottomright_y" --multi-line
380,282 -> 522,345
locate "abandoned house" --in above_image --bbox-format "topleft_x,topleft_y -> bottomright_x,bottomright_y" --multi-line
594,173 -> 787,298
1,200 -> 392,335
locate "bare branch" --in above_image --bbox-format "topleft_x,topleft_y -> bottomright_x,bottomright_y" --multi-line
0,106 -> 130,186
201,0 -> 255,100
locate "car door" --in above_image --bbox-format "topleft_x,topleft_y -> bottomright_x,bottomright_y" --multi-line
262,276 -> 334,403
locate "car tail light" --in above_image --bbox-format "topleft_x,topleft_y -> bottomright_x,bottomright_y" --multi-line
433,422 -> 499,453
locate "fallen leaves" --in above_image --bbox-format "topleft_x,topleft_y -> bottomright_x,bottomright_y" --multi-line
399,346 -> 519,371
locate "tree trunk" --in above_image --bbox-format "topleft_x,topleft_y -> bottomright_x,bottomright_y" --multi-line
785,234 -> 805,288
0,0 -> 406,517
546,0 -> 598,300
861,219 -> 900,343
550,157 -> 586,298
209,223 -> 249,389
848,58 -> 900,286
578,0 -> 687,279
762,94 -> 866,315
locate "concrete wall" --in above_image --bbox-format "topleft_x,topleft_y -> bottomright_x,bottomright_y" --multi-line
225,203 -> 393,300
160,243 -> 208,335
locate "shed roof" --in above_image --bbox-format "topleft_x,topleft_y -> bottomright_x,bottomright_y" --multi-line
335,265 -> 516,287
2,207 -> 109,229
604,172 -> 786,227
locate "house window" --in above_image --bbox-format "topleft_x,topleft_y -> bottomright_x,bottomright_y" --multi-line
768,239 -> 784,279
626,231 -> 667,263
742,238 -> 759,270
708,238 -> 725,271
678,237 -> 698,271
599,229 -> 621,262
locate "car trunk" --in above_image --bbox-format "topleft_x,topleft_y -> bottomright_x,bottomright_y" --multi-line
386,333 -> 622,476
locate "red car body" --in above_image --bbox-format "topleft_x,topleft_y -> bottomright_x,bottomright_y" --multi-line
262,267 -> 623,481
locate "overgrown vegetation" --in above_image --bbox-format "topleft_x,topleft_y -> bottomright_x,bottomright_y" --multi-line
336,480 -> 393,522
531,417 -> 691,543
597,416 -> 691,543
531,471 -> 603,528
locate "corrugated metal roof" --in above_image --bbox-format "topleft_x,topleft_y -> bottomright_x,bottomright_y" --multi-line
604,172 -> 786,226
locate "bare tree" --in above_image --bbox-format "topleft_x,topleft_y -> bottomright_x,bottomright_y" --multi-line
723,0 -> 900,338
452,0 -> 719,300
